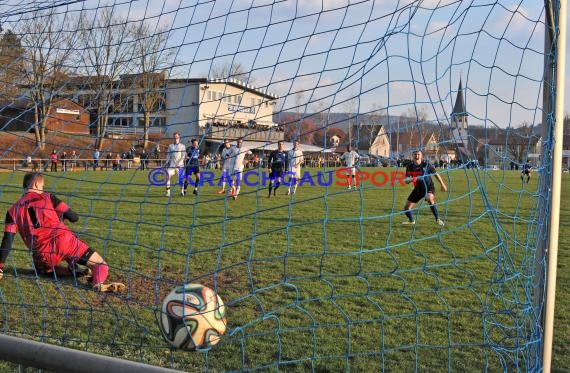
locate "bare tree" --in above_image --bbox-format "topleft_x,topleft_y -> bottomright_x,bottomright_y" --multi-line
355,123 -> 382,155
16,9 -> 78,149
77,8 -> 133,150
211,62 -> 251,84
344,94 -> 360,146
507,122 -> 534,163
129,21 -> 173,149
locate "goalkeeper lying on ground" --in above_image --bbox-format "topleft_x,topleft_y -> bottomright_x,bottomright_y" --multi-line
0,172 -> 125,293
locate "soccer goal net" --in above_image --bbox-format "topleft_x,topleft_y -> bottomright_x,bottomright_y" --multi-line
0,1 -> 565,371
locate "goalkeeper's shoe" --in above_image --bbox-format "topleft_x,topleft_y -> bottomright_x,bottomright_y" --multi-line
401,220 -> 416,226
93,282 -> 126,293
436,218 -> 445,227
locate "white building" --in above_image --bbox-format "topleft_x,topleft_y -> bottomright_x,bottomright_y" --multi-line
165,78 -> 280,143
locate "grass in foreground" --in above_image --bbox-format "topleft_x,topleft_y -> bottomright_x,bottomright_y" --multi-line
0,167 -> 566,372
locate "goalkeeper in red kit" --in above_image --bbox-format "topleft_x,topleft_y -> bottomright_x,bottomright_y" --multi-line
0,173 -> 125,292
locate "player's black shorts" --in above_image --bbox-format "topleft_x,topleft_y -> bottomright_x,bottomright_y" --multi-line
269,168 -> 284,179
407,187 -> 435,203
522,169 -> 531,175
185,163 -> 200,175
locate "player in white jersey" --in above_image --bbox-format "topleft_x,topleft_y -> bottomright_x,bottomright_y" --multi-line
340,145 -> 360,190
287,140 -> 304,195
164,132 -> 186,197
218,139 -> 235,194
230,138 -> 252,200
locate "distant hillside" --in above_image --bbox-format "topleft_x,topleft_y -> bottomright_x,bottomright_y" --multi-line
275,111 -> 546,134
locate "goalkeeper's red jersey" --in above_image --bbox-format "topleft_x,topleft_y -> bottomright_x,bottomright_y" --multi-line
4,192 -> 71,252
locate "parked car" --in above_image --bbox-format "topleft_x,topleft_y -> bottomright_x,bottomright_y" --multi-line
369,155 -> 388,167
358,156 -> 371,167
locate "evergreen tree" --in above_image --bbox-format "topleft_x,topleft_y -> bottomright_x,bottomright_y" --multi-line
0,30 -> 25,100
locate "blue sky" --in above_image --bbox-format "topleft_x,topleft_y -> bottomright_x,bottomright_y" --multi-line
1,0 -> 567,128
162,0 -> 565,128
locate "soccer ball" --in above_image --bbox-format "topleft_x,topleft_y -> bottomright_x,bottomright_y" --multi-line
158,283 -> 227,351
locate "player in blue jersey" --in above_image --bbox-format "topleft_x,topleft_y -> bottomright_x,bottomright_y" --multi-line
267,141 -> 288,197
402,150 -> 447,227
183,139 -> 201,195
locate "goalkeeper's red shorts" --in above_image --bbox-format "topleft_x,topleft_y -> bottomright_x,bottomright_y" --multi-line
32,233 -> 90,272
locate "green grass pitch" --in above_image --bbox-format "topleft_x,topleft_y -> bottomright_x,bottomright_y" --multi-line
0,167 -> 568,372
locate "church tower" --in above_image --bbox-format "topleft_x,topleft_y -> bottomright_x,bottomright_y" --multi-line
450,78 -> 471,161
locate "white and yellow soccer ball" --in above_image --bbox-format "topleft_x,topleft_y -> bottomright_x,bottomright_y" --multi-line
159,283 -> 227,351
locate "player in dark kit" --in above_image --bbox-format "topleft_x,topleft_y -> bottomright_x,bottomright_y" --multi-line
0,173 -> 125,292
402,150 -> 448,227
521,161 -> 532,183
183,139 -> 201,195
267,141 -> 288,197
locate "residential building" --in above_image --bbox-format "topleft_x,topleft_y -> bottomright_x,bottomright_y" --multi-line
0,97 -> 90,134
351,124 -> 390,157
392,131 -> 441,163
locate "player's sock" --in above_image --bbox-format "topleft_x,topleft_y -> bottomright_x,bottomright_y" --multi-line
274,182 -> 280,195
429,203 -> 439,220
405,210 -> 414,222
92,263 -> 109,285
268,185 -> 273,196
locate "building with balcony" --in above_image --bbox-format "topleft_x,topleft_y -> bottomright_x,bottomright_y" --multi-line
61,75 -> 283,150
165,78 -> 283,151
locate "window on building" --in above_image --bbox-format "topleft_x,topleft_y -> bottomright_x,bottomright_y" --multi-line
110,117 -> 132,127
125,95 -> 136,113
139,116 -> 166,127
78,94 -> 92,109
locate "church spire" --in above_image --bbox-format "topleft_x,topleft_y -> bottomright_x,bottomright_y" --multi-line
451,78 -> 467,118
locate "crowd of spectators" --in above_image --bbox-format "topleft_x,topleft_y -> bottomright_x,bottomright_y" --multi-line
206,120 -> 284,132
17,143 -> 494,174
